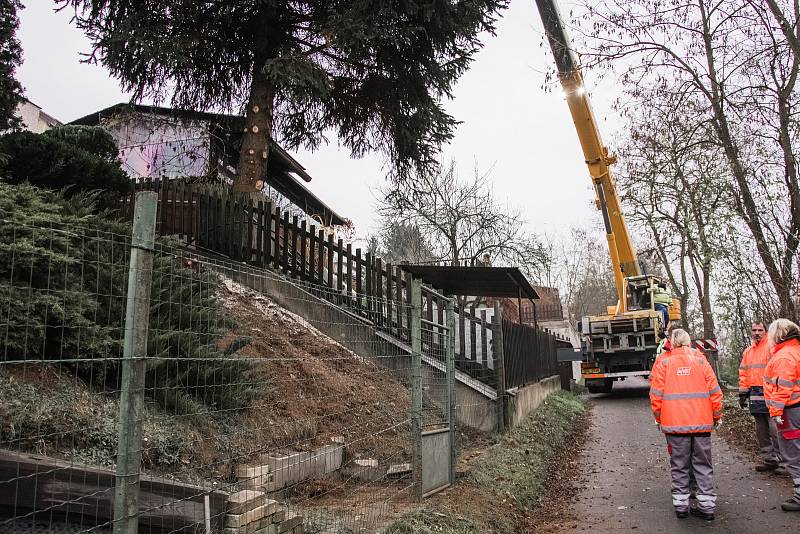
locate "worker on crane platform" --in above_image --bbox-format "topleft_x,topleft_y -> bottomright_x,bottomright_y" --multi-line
739,320 -> 784,473
653,283 -> 672,331
650,328 -> 722,521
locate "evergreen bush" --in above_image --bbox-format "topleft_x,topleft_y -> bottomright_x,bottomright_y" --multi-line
0,183 -> 256,414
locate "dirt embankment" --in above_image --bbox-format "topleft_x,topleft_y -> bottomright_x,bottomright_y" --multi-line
0,278 -> 413,483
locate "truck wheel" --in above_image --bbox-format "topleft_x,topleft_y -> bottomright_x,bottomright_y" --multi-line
587,379 -> 614,394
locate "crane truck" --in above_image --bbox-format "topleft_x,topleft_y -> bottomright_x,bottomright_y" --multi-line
533,0 -> 681,394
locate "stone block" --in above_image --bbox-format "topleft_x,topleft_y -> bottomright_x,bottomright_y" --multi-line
236,464 -> 273,488
307,443 -> 344,477
386,463 -> 412,478
253,525 -> 279,534
225,500 -> 280,529
227,489 -> 268,515
271,508 -> 287,523
263,452 -> 311,491
278,513 -> 303,533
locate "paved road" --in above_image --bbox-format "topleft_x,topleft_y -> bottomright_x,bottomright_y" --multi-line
567,378 -> 798,533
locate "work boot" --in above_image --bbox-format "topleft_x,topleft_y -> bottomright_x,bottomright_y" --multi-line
781,500 -> 800,512
690,508 -> 715,521
756,463 -> 779,472
675,510 -> 689,519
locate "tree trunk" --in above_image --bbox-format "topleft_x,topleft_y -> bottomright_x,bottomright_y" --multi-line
233,64 -> 275,193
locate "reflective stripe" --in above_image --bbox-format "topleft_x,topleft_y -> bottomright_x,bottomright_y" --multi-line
696,494 -> 717,502
738,388 -> 749,393
750,395 -> 765,401
740,363 -> 766,370
662,392 -> 710,400
765,376 -> 778,385
661,424 -> 715,432
767,399 -> 786,408
672,493 -> 690,505
650,388 -> 663,397
777,378 -> 795,388
708,386 -> 721,395
790,392 -> 800,400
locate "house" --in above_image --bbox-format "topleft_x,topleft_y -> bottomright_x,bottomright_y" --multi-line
14,99 -> 62,133
70,103 -> 347,229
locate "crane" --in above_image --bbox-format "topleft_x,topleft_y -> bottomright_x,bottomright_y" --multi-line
533,0 -> 681,393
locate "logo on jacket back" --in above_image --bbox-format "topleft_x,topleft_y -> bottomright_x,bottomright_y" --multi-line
677,367 -> 691,376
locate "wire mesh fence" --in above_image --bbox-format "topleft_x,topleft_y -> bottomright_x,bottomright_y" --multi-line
0,192 -> 457,533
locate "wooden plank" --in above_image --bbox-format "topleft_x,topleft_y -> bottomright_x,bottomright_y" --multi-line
299,219 -> 307,280
256,200 -> 264,266
365,252 -> 372,320
480,310 -> 488,366
405,270 -> 413,342
459,306 -> 466,361
263,200 -> 273,266
336,238 -> 344,301
279,211 -> 288,273
317,229 -> 325,285
327,233 -> 335,289
290,215 -> 298,278
385,262 -> 393,334
395,266 -> 403,338
0,449 -> 227,532
345,243 -> 353,304
470,308 -> 477,363
376,258 -> 384,327
273,205 -> 282,270
309,225 -> 316,283
246,197 -> 254,263
355,248 -> 363,311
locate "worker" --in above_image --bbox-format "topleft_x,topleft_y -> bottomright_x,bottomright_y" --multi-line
653,282 -> 672,330
650,328 -> 722,521
764,318 -> 800,512
656,322 -> 677,358
738,320 -> 784,472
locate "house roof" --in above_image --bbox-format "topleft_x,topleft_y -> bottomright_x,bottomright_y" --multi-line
70,103 -> 346,226
399,265 -> 540,300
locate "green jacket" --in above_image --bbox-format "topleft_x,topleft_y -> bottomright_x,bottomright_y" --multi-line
653,286 -> 672,306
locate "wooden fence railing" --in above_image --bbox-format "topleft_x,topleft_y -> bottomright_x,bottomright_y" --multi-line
121,179 -> 560,390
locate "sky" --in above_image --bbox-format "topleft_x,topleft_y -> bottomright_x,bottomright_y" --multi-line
16,1 -> 617,241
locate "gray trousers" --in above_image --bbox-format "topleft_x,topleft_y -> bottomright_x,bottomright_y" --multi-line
776,407 -> 800,504
666,434 -> 716,513
754,413 -> 782,466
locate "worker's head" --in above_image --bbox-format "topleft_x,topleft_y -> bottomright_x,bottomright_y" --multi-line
750,321 -> 766,342
767,318 -> 800,349
670,328 -> 691,348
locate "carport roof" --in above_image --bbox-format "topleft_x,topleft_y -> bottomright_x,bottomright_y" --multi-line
399,265 -> 540,300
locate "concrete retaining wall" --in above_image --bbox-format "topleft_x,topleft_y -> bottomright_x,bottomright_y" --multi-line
505,376 -> 562,428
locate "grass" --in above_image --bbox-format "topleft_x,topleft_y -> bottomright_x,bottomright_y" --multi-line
385,391 -> 586,534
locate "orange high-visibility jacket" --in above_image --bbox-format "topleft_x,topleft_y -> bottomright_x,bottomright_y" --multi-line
764,337 -> 800,417
650,346 -> 723,433
739,337 -> 770,393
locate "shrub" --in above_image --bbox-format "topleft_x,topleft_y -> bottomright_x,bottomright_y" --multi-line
0,183 -> 256,413
0,126 -> 131,206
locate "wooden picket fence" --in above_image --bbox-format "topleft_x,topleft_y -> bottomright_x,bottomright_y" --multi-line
121,179 -> 562,390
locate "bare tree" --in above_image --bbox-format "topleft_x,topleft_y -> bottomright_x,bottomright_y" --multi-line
378,160 -> 550,282
572,0 -> 800,319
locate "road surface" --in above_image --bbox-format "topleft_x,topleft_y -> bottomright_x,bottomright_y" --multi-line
566,378 -> 797,532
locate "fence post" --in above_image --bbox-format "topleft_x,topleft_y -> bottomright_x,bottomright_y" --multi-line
446,297 -> 456,485
492,302 -> 506,433
114,191 -> 157,534
410,277 -> 423,500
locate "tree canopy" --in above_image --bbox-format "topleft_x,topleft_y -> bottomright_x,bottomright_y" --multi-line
0,0 -> 23,131
61,0 -> 508,191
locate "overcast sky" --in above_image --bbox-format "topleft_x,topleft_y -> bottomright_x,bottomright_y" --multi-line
17,1 -> 617,241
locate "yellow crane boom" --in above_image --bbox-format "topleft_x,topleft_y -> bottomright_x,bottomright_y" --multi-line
534,0 -> 641,310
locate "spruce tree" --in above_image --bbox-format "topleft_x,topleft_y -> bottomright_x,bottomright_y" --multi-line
61,0 -> 508,191
0,0 -> 23,131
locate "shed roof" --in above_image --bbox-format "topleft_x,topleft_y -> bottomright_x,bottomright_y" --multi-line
399,265 -> 540,300
70,103 -> 346,226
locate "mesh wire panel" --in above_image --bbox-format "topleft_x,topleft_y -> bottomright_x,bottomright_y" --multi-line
0,220 -> 421,533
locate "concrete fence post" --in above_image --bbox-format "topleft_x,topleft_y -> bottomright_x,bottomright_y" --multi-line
114,192 -> 157,534
410,277 -> 423,500
445,297 -> 456,485
492,302 -> 506,434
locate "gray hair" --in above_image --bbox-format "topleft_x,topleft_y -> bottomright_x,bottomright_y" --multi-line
670,328 -> 692,348
767,318 -> 800,348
